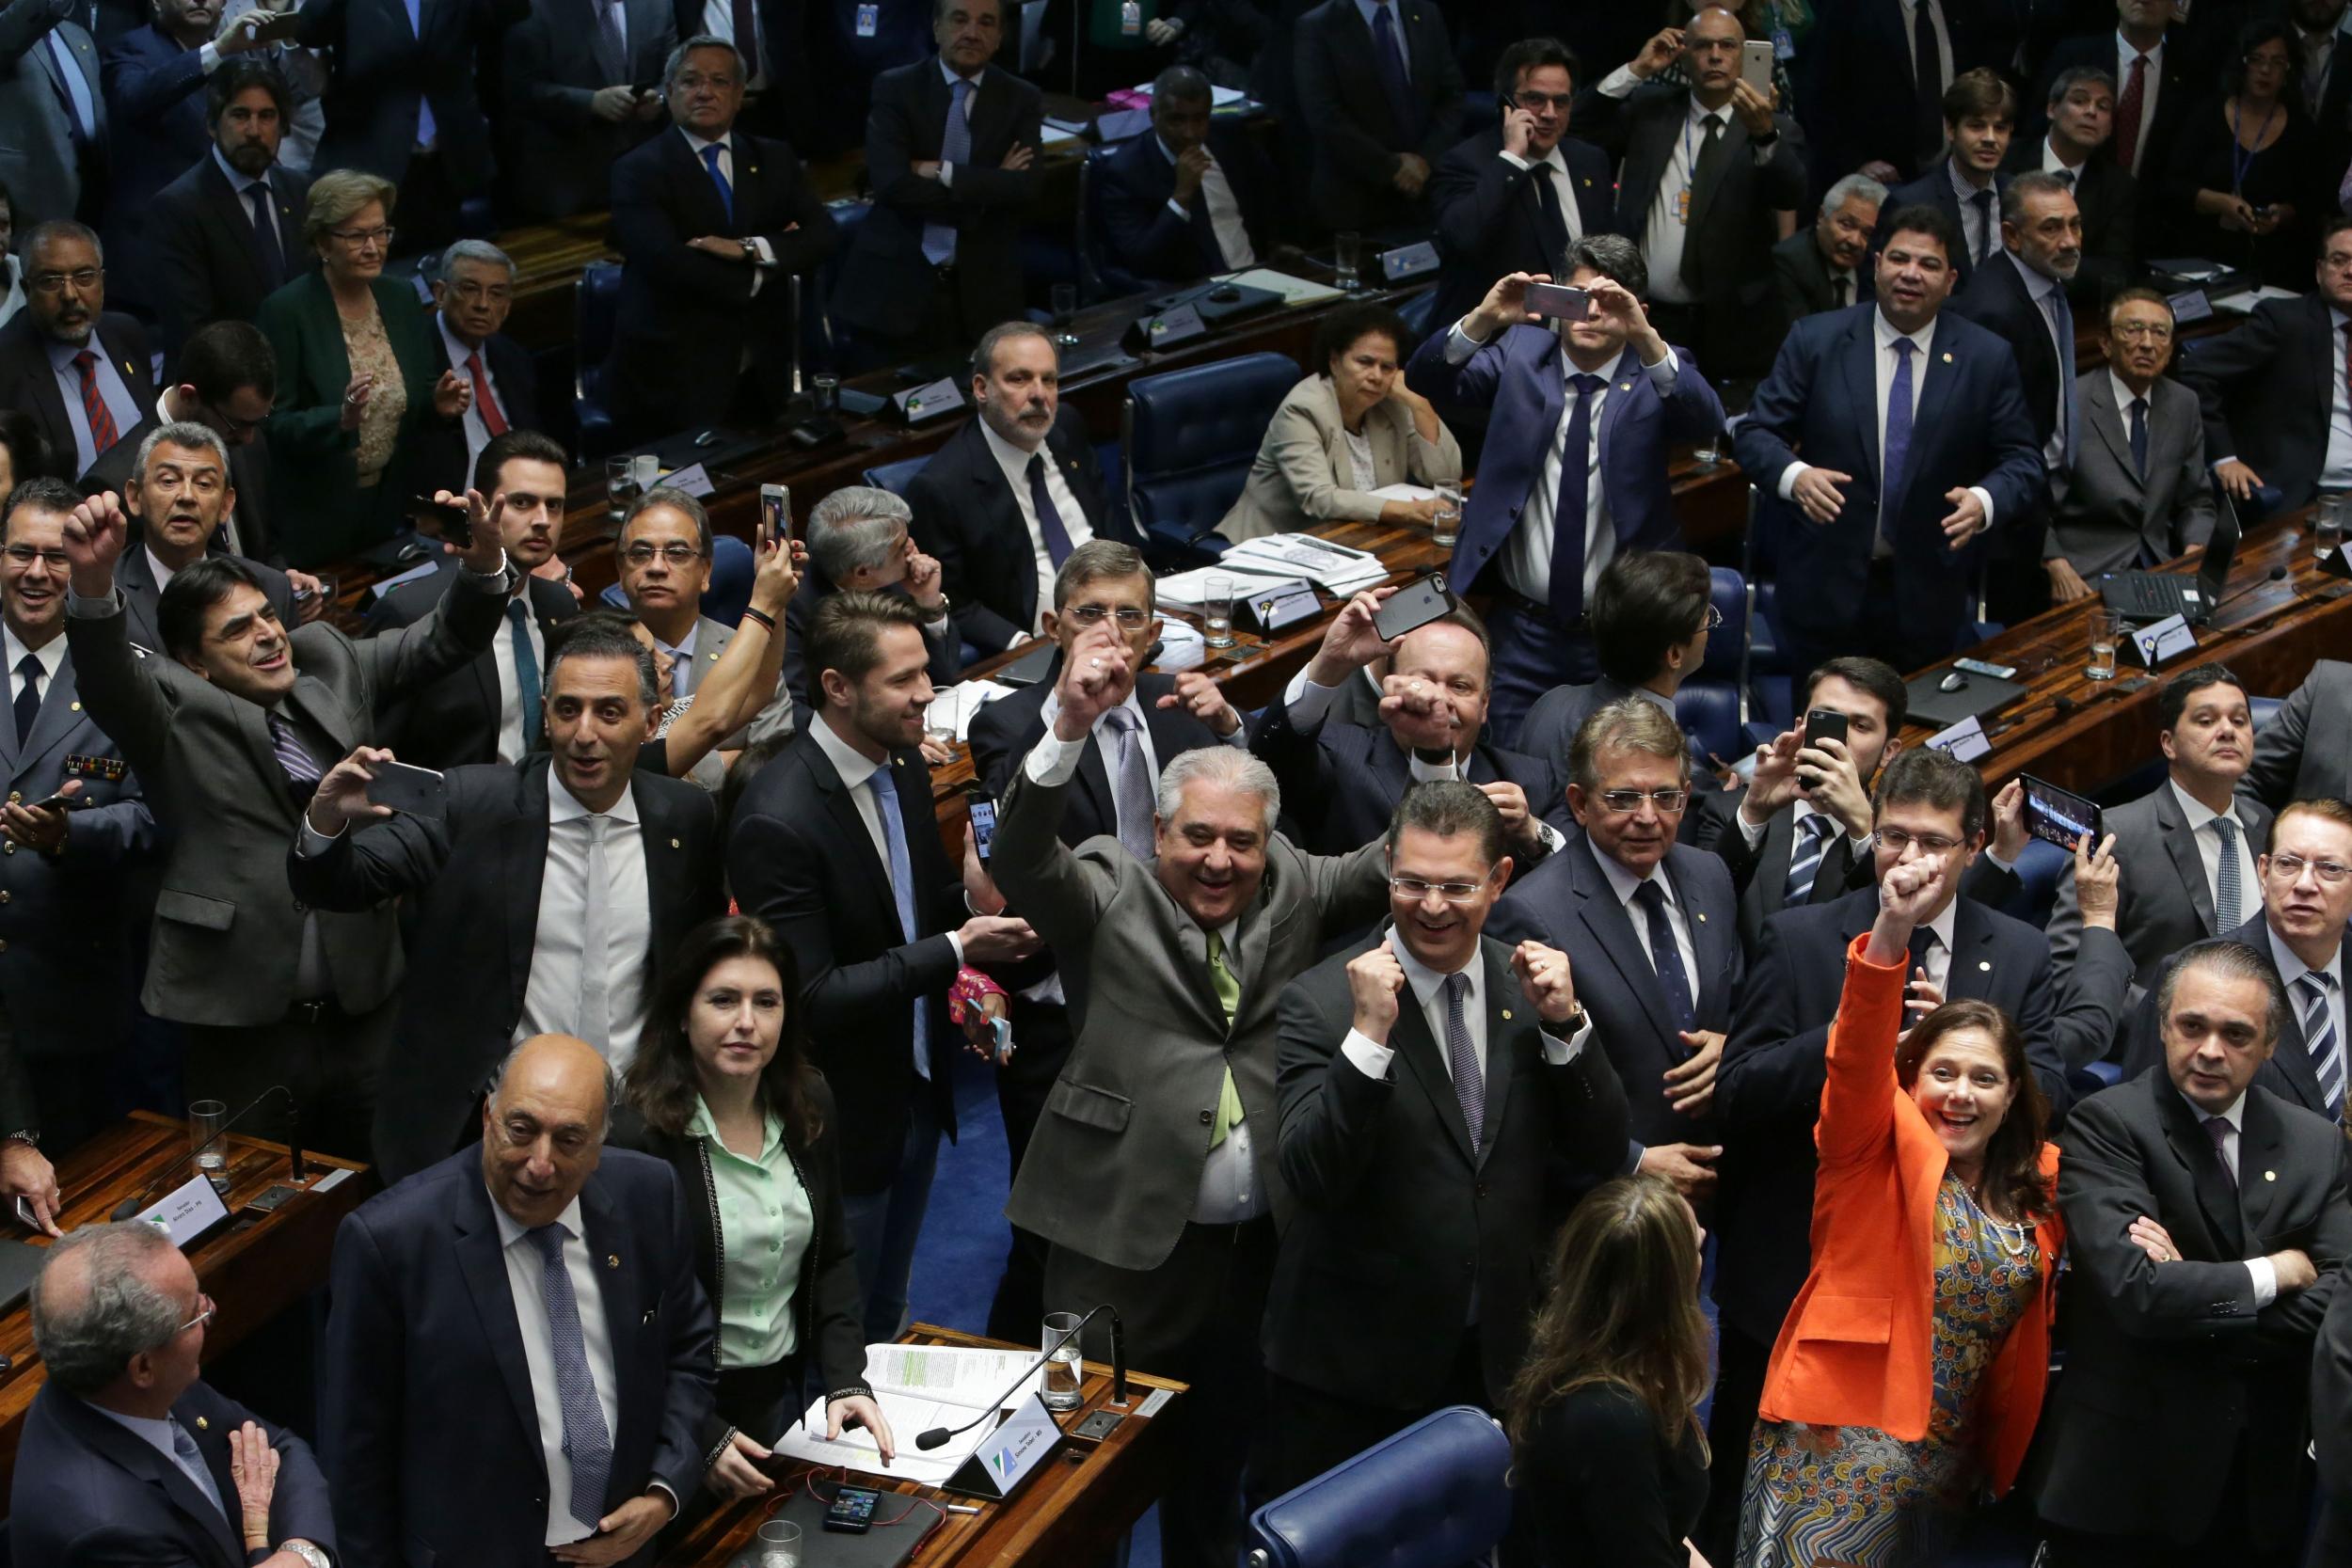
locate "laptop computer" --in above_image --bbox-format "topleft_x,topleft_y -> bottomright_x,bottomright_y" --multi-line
2098,482 -> 2242,626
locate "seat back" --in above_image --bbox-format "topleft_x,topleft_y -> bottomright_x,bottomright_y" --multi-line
1124,351 -> 1300,562
596,534 -> 755,624
1677,566 -> 1750,768
573,261 -> 625,460
864,454 -> 931,497
1246,1404 -> 1512,1568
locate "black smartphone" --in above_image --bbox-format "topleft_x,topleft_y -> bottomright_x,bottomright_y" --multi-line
964,785 -> 997,863
1521,281 -> 1592,322
407,495 -> 471,547
1797,708 -> 1850,792
1373,573 -> 1451,641
2021,773 -> 2104,851
823,1484 -> 881,1534
26,792 -> 90,813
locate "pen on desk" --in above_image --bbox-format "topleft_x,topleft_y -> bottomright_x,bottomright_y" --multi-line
943,1504 -> 981,1514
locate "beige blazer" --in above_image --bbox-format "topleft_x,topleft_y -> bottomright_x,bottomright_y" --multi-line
1216,372 -> 1463,542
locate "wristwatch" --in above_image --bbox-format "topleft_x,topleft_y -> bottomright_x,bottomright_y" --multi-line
280,1543 -> 330,1568
918,594 -> 952,625
738,238 -> 757,261
4,1130 -> 38,1149
1539,1006 -> 1587,1039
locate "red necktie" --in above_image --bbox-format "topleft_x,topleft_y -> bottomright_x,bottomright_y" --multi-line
2114,54 -> 2147,169
468,351 -> 508,437
72,350 -> 119,456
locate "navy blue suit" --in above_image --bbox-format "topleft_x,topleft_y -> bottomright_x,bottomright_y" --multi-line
324,1145 -> 718,1567
1731,303 -> 2046,677
98,23 -> 215,301
1092,125 -> 1280,293
1427,126 -> 1614,337
1867,158 -> 2009,295
10,1380 -> 337,1568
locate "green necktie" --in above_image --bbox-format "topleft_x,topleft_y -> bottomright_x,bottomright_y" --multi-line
1205,930 -> 1245,1148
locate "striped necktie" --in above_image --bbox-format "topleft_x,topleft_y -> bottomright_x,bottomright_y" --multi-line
2297,970 -> 2343,1121
267,711 -> 323,787
1784,811 -> 1836,907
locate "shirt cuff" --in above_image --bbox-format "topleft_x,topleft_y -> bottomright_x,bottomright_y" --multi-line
1339,1028 -> 1395,1081
1639,345 -> 1679,387
1622,1140 -> 1645,1176
1969,485 -> 1996,533
1538,1014 -> 1591,1063
945,930 -> 964,965
2249,1255 -> 2278,1308
647,1482 -> 681,1522
938,162 -> 956,187
1534,820 -> 1565,856
1598,63 -> 1641,97
1282,673 -> 1341,732
199,40 -> 221,71
1023,729 -> 1087,786
749,236 -> 775,266
1166,197 -> 1189,220
1498,150 -> 1532,170
69,589 -> 120,618
1776,462 -> 1808,500
1736,809 -> 1769,847
294,816 -> 345,856
1444,318 -> 1487,362
2213,455 -> 2238,470
1983,846 -> 2017,872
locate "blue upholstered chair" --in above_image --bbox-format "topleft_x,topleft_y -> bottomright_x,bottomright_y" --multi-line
571,261 -> 624,460
1246,1404 -> 1512,1568
1121,351 -> 1301,565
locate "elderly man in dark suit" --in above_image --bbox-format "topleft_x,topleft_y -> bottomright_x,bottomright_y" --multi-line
1094,64 -> 1279,292
1292,0 -> 1462,233
2005,65 -> 2138,300
420,241 -> 539,497
144,61 -> 309,364
2241,659 -> 2352,814
0,0 -> 103,229
1517,547 -> 1718,798
0,221 -> 158,481
12,1223 -> 336,1568
1772,172 -> 1885,332
324,1034 -> 717,1567
502,0 -> 675,219
782,484 -> 956,721
1868,68 -> 2018,293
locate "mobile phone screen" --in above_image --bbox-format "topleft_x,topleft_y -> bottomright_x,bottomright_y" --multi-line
967,795 -> 998,862
2022,775 -> 2103,851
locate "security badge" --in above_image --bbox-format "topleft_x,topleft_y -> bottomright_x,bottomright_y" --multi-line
64,755 -> 127,783
1677,188 -> 1692,224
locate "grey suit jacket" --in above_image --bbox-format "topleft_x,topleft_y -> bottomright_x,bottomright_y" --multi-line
659,611 -> 792,786
1216,372 -> 1462,544
991,741 -> 1390,1271
114,541 -> 295,655
2047,781 -> 2272,1003
2049,372 -> 2215,578
0,7 -> 102,228
2239,658 -> 2352,815
65,565 -> 506,1024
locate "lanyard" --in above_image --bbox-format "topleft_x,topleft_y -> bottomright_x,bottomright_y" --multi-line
2228,99 -> 2277,195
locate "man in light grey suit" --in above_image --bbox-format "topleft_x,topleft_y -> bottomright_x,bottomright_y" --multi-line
59,485 -> 512,1160
2047,288 -> 2216,600
1518,549 -> 1718,798
2240,659 -> 2352,816
0,0 -> 103,228
988,611 -> 1390,1568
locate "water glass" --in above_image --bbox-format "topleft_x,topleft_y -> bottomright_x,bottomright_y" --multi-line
2317,493 -> 2346,558
1431,483 -> 1463,548
755,1519 -> 802,1568
1691,427 -> 1723,468
1202,575 -> 1236,648
2086,610 -> 2123,682
1041,1310 -> 1085,1411
810,372 -> 840,415
1334,230 -> 1362,292
189,1099 -> 228,1191
605,457 -> 643,527
1051,283 -> 1081,346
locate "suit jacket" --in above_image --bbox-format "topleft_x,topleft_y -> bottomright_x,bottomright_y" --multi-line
606,125 -> 837,441
294,0 -> 521,196
0,8 -> 103,229
1266,930 -> 1630,1408
2046,783 -> 2270,1001
417,327 -> 539,497
966,672 -> 1227,847
1216,372 -> 1464,543
1732,304 -> 2047,662
1488,834 -> 1741,1159
2119,913 -> 2352,1127
1517,677 -> 1726,812
780,567 -> 957,723
2239,657 -> 2352,814
2034,27 -> 2200,196
1406,321 -> 1724,611
1950,249 -> 2068,459
1692,789 -> 1878,957
833,58 -> 1041,341
1293,0 -> 1463,230
1867,160 -> 2009,300
145,153 -> 310,362
9,1380 -> 337,1568
726,731 -> 962,1194
111,535 -> 295,655
2049,370 -> 2214,578
1771,226 -> 1858,335
501,0 -> 675,219
364,568 -> 579,770
0,310 -> 159,478
324,1146 -> 718,1568
65,560 -> 506,1025
1801,0 -> 2010,189
1427,125 -> 1615,332
2175,291 -> 2340,513
98,22 -> 215,290
2034,1069 -> 2352,1547
904,408 -> 1127,654
2000,135 -> 2139,299
989,739 -> 1391,1270
1094,123 -> 1280,289
82,416 -> 281,565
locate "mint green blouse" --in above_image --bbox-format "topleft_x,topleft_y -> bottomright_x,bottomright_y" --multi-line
690,1096 -> 815,1371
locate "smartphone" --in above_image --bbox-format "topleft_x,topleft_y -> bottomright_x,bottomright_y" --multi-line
407,495 -> 471,547
243,8 -> 300,41
2022,773 -> 2105,851
824,1484 -> 881,1534
1953,657 -> 2018,680
964,785 -> 997,863
1373,573 -> 1452,641
26,792 -> 90,813
1740,39 -> 1775,93
1797,708 -> 1850,792
364,759 -> 447,819
1521,281 -> 1591,322
758,483 -> 788,547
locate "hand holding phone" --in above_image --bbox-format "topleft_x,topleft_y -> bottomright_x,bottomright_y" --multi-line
1521,281 -> 1592,322
408,494 -> 472,547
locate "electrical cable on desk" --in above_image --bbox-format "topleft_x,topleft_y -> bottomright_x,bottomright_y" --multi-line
798,1464 -> 954,1538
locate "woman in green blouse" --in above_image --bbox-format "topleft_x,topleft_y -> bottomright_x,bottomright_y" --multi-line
619,916 -> 893,1502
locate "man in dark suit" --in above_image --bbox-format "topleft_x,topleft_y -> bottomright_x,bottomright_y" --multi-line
668,0 -> 820,149
2240,658 -> 2352,814
144,62 -> 308,365
2312,1259 -> 2352,1565
1772,171 -> 1886,334
2034,939 -> 2352,1568
2035,0 -> 2198,186
1868,69 -> 2016,296
109,420 -> 295,653
324,1034 -> 717,1567
833,0 -> 1042,356
1094,64 -> 1279,291
728,591 -> 1039,1342
907,323 -> 1131,656
0,0 -> 103,230
1517,547 -> 1718,798
0,221 -> 158,481
421,242 -> 538,500
1801,0 -> 2008,190
1292,0 -> 1463,232
2178,217 -> 2352,514
502,0 -> 674,219
1405,242 -> 1724,741
1256,781 -> 1630,1502
606,36 -> 836,444
1734,202 -> 2045,682
784,484 -> 956,721
1575,10 -> 1808,377
369,431 -> 580,771
2007,65 -> 2138,299
12,1222 -> 336,1568
1489,695 -> 1740,1197
1427,36 -> 1614,334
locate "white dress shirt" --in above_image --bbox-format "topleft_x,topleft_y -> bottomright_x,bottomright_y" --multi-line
2167,782 -> 2259,927
1735,796 -> 1873,864
2195,1091 -> 2280,1306
812,716 -> 963,974
1591,67 -> 1783,305
977,418 -> 1095,637
45,331 -> 142,476
1592,848 -> 1700,1014
437,314 -> 508,483
1903,0 -> 1955,97
490,1191 -> 626,1544
1155,136 -> 1257,268
2004,251 -> 2071,470
1874,888 -> 1959,992
2328,307 -> 2352,493
492,588 -> 547,765
2266,926 -> 2348,1108
2107,368 -> 2153,464
677,129 -> 777,299
0,258 -> 24,329
698,0 -> 763,87
4,625 -> 65,716
1497,144 -> 1585,244
1947,157 -> 1999,265
514,774 -> 651,1067
2114,34 -> 2166,176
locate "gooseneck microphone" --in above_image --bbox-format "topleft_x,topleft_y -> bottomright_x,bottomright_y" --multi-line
110,1085 -> 298,1222
914,1304 -> 1125,1451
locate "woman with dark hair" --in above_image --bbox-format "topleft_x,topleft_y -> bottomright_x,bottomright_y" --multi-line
1734,844 -> 2096,1567
2164,20 -> 2317,285
0,409 -> 56,514
1216,300 -> 1460,541
615,915 -> 892,1504
1507,1174 -> 1714,1567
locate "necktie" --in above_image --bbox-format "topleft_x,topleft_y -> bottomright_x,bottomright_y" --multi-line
2051,167 -> 2075,190
730,0 -> 757,80
2043,285 -> 2077,467
866,763 -> 930,1079
401,0 -> 435,145
167,1419 -> 229,1524
1204,930 -> 1244,1148
1911,0 -> 1945,158
1681,116 -> 1725,292
2115,53 -> 2148,169
922,78 -> 974,265
245,181 -> 284,285
1906,926 -> 1939,990
507,600 -> 542,751
1186,184 -> 1230,270
576,816 -> 612,1051
1834,273 -> 1851,309
2128,395 -> 2150,479
1370,1 -> 1420,146
1549,373 -> 1604,626
1784,810 -> 1836,907
2297,970 -> 2344,1120
1883,338 -> 1917,528
592,0 -> 626,85
72,350 -> 119,458
1530,160 -> 1568,266
1969,188 -> 1995,264
43,34 -> 97,147
2342,324 -> 2351,434
2211,814 -> 2244,931
1025,452 -> 1076,567
468,351 -> 508,437
13,655 -> 40,746
1633,879 -> 1697,1037
266,711 -> 323,796
2203,1115 -> 2236,1190
1101,705 -> 1156,863
699,141 -> 734,225
1440,971 -> 1486,1160
527,1226 -> 613,1531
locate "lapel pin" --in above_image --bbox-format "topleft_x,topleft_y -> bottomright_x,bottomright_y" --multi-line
195,1416 -> 209,1431
1501,1008 -> 1513,1021
1941,352 -> 1954,363
71,702 -> 80,712
607,1254 -> 621,1268
2265,1170 -> 2277,1181
1617,382 -> 1631,391
1696,911 -> 1708,923
1979,959 -> 1992,972
670,837 -> 681,848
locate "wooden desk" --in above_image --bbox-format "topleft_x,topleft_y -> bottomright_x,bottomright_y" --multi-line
660,1324 -> 1185,1567
0,1114 -> 369,1492
1893,512 -> 2350,793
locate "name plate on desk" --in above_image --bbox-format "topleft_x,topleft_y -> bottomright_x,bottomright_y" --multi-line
891,377 -> 965,424
2122,612 -> 2197,668
662,461 -> 714,499
1123,302 -> 1207,353
1923,713 -> 1992,764
1378,241 -> 1440,283
1238,578 -> 1320,633
940,1393 -> 1063,1501
2166,288 -> 2213,325
131,1172 -> 230,1249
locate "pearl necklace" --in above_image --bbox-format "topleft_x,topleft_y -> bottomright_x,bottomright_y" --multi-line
1955,1175 -> 2032,1259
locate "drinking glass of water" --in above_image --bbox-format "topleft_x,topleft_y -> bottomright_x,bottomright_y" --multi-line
2317,492 -> 2346,559
1334,231 -> 1362,292
1202,576 -> 1236,648
189,1099 -> 228,1193
1431,483 -> 1463,548
2086,610 -> 2123,681
1041,1311 -> 1085,1411
606,457 -> 643,529
755,1519 -> 802,1568
1051,283 -> 1080,347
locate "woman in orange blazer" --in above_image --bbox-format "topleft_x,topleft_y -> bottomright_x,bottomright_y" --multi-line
1734,847 -> 2094,1568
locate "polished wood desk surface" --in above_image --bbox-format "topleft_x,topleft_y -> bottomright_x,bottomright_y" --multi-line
1894,511 -> 2349,793
660,1324 -> 1185,1568
0,1113 -> 370,1490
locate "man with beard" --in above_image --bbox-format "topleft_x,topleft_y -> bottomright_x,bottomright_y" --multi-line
109,420 -> 295,652
145,61 -> 309,361
1772,172 -> 1884,334
0,222 -> 158,480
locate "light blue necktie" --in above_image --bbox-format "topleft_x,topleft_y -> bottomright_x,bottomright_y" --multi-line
2044,284 -> 2077,468
401,0 -> 436,146
700,141 -> 735,224
506,600 -> 542,750
527,1225 -> 613,1531
167,1419 -> 230,1525
45,33 -> 98,146
866,763 -> 931,1079
921,77 -> 973,266
1882,337 -> 1916,538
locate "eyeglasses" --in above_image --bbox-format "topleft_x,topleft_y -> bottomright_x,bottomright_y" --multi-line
1877,826 -> 1965,855
1701,604 -> 1724,630
621,543 -> 704,566
204,400 -> 266,438
2267,853 -> 2352,886
2,546 -> 70,569
1062,604 -> 1152,627
179,1292 -> 217,1336
28,268 -> 102,295
2110,321 -> 2173,341
1595,787 -> 1690,814
329,225 -> 394,247
1506,91 -> 1574,111
1389,874 -> 1492,904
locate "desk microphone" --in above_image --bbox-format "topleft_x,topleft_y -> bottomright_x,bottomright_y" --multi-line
913,1304 -> 1124,1451
109,1085 -> 298,1222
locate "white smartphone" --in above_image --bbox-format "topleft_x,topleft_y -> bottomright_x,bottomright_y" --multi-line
759,483 -> 788,546
1740,40 -> 1775,94
364,760 -> 447,819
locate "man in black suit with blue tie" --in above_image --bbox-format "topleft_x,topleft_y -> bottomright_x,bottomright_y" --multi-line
1293,0 -> 1464,232
1093,65 -> 1279,292
144,62 -> 309,365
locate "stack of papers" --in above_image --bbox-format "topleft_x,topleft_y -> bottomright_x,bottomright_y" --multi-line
770,1342 -> 1047,1486
1221,533 -> 1389,594
926,680 -> 1010,741
1222,267 -> 1346,308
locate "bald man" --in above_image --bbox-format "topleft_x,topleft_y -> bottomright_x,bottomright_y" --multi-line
323,1035 -> 717,1568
